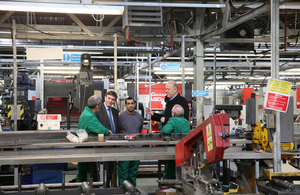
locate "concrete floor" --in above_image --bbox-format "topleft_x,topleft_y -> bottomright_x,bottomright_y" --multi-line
65,175 -> 158,194
65,163 -> 159,194
136,178 -> 158,194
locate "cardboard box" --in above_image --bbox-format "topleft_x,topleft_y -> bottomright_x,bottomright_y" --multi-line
155,189 -> 176,195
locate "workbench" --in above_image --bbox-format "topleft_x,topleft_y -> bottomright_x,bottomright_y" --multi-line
0,130 -> 276,166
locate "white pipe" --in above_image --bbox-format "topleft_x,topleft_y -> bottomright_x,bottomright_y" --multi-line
114,33 -> 117,91
12,19 -> 18,186
40,60 -> 44,110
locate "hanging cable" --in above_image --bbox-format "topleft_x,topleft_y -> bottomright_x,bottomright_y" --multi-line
261,54 -> 300,86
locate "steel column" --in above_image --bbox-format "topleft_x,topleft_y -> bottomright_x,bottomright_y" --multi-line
114,33 -> 117,91
12,19 -> 18,186
213,53 -> 216,112
271,0 -> 281,172
40,60 -> 44,110
181,35 -> 185,97
136,56 -> 139,111
148,53 -> 152,133
255,159 -> 259,194
194,9 -> 205,125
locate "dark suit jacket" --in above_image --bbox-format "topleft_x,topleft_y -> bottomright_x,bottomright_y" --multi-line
151,93 -> 189,125
95,103 -> 120,134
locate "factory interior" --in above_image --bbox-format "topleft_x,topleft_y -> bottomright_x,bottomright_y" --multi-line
1,0 -> 300,194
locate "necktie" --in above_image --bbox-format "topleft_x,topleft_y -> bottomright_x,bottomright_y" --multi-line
108,108 -> 115,134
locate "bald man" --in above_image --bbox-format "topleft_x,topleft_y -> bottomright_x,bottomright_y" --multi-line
160,104 -> 190,134
159,104 -> 190,179
146,81 -> 189,127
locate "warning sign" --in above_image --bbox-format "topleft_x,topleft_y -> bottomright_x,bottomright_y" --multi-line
268,79 -> 291,95
264,79 -> 291,112
206,123 -> 213,152
37,114 -> 61,121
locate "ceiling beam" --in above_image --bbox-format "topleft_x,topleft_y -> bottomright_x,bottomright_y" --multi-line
205,38 -> 271,43
0,11 -> 14,26
98,15 -> 122,37
0,32 -> 197,42
200,3 -> 270,41
145,42 -> 195,69
67,13 -> 95,37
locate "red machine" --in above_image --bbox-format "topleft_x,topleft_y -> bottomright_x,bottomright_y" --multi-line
175,113 -> 230,166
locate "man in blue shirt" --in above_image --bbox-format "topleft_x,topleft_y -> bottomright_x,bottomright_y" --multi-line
95,91 -> 119,187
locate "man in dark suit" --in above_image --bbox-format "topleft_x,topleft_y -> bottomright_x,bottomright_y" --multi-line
95,90 -> 119,187
146,81 -> 189,127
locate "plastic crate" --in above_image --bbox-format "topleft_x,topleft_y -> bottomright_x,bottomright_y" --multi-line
21,173 -> 33,185
32,170 -> 62,184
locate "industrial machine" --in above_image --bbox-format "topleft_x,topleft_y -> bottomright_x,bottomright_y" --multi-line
73,53 -> 94,114
1,68 -> 36,130
44,53 -> 106,129
246,94 -> 294,152
158,113 -> 232,194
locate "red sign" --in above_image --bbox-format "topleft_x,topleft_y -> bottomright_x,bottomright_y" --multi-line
139,83 -> 182,109
49,79 -> 68,82
265,92 -> 289,112
39,115 -> 58,120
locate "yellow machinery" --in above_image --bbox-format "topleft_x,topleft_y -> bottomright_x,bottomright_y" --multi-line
252,120 -> 294,152
252,121 -> 270,151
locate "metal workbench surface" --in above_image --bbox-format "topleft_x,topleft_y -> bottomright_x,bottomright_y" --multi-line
0,130 -> 275,165
0,145 -> 274,166
0,130 -> 179,166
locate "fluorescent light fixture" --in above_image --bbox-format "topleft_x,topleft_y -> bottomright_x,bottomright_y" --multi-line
125,75 -> 152,79
153,67 -> 194,71
284,68 -> 300,72
38,66 -> 80,70
93,76 -> 106,79
206,81 -> 245,85
0,2 -> 124,15
279,72 -> 300,75
43,70 -> 79,74
154,71 -> 194,75
167,76 -> 194,80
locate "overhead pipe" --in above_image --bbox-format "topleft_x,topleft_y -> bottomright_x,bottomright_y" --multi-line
160,8 -> 174,50
95,1 -> 274,9
125,23 -> 173,50
126,26 -> 146,45
12,19 -> 19,186
114,33 -> 117,91
284,9 -> 287,52
169,8 -> 173,51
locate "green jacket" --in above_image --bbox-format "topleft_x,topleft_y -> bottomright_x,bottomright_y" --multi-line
78,107 -> 111,135
160,116 -> 190,134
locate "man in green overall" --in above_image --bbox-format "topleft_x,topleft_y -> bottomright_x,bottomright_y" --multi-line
160,104 -> 190,179
77,95 -> 111,182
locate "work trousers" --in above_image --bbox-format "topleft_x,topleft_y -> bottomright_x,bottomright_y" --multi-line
104,161 -> 114,187
118,160 -> 140,187
77,162 -> 99,182
163,160 -> 176,179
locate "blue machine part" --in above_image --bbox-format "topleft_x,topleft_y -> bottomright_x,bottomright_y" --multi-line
3,68 -> 35,129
